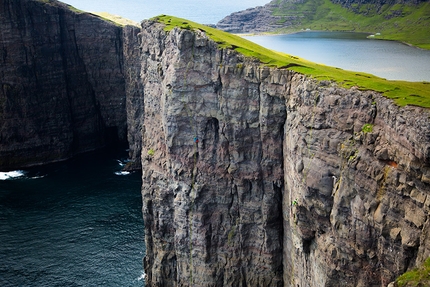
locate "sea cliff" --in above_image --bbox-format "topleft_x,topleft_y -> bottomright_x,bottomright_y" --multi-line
136,19 -> 430,287
1,1 -> 430,286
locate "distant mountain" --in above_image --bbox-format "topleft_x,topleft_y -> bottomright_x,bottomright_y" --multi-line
217,0 -> 430,49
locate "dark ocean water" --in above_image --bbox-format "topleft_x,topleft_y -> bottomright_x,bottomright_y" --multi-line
0,150 -> 145,286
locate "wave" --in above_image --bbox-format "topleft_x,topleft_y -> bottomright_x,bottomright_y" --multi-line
136,271 -> 146,282
114,171 -> 131,176
0,170 -> 25,180
117,159 -> 125,167
29,175 -> 46,180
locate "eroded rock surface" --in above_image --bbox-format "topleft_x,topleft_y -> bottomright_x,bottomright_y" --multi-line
284,77 -> 430,286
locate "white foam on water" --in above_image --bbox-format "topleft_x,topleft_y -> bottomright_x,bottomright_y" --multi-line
30,175 -> 46,179
0,170 -> 25,180
137,271 -> 146,282
114,171 -> 131,176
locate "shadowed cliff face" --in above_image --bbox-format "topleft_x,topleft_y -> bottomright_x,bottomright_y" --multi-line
0,0 -> 127,170
136,20 -> 430,287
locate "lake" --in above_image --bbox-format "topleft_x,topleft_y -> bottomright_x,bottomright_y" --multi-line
242,31 -> 430,82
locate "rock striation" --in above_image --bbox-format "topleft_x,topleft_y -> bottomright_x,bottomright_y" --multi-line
2,1 -> 430,286
283,77 -> 430,286
0,0 -> 127,170
216,1 -> 286,34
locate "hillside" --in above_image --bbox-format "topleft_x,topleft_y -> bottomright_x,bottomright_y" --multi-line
217,0 -> 430,49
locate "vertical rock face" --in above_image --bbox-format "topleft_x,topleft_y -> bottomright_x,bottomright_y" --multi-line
283,78 -> 430,286
123,24 -> 144,170
139,21 -> 285,286
137,21 -> 430,287
0,0 -> 127,170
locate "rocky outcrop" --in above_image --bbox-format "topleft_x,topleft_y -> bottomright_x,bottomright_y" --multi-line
216,2 -> 287,34
135,20 -> 430,287
216,0 -> 310,34
0,0 -> 127,170
123,24 -> 144,170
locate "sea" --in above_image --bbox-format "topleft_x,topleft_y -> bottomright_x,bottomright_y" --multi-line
0,150 -> 145,286
61,0 -> 270,24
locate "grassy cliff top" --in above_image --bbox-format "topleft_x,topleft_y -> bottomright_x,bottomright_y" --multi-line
154,15 -> 430,108
91,12 -> 139,27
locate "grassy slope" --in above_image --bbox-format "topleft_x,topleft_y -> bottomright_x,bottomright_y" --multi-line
271,0 -> 430,50
155,15 -> 430,108
91,12 -> 139,27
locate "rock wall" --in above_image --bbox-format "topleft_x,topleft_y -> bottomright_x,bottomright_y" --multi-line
139,20 -> 285,286
0,0 -> 127,170
283,77 -> 430,286
136,20 -> 430,287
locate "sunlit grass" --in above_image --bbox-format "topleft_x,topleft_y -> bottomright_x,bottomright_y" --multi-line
154,15 -> 430,108
92,12 -> 139,27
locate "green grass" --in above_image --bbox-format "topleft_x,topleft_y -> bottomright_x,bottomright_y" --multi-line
154,15 -> 430,108
267,0 -> 430,50
396,257 -> 430,287
147,148 -> 155,157
91,12 -> 139,27
361,123 -> 374,133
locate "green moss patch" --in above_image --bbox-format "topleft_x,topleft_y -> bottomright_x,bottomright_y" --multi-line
396,257 -> 430,287
154,15 -> 430,108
